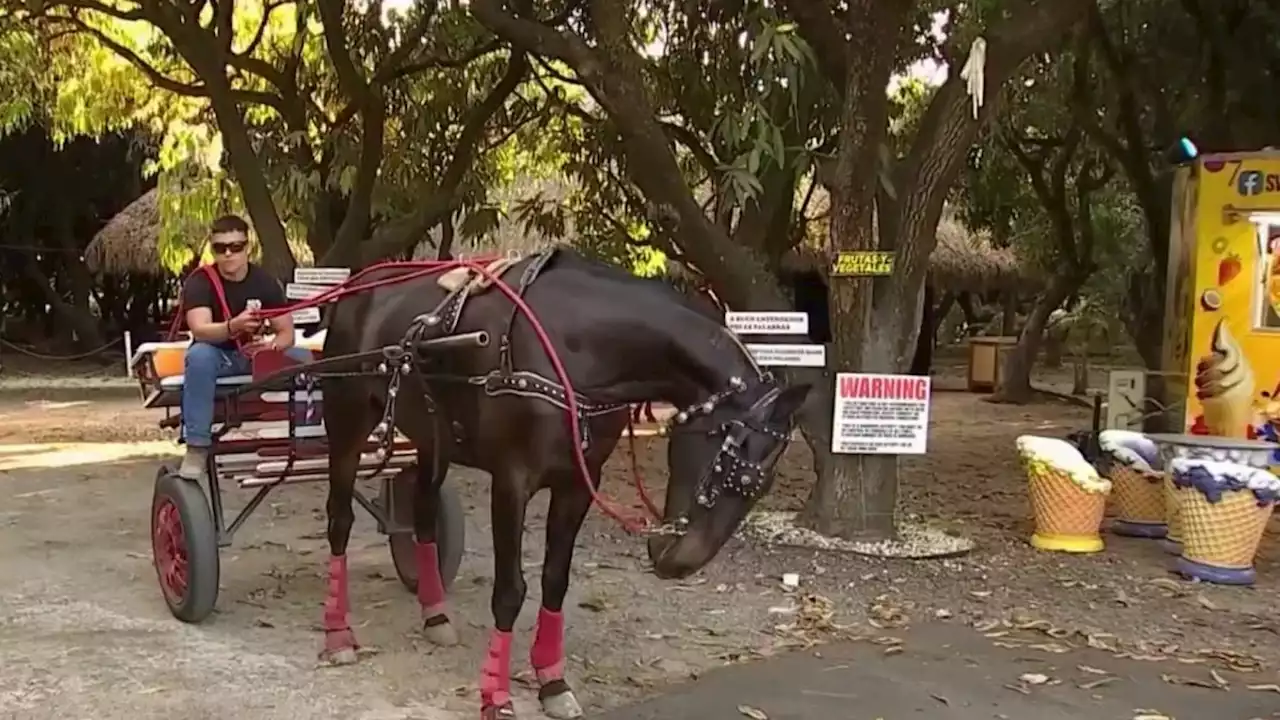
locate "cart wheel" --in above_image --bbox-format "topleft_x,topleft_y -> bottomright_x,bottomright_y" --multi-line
387,469 -> 466,595
151,464 -> 220,623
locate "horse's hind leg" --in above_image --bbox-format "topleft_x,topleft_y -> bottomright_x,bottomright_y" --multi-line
319,380 -> 378,665
530,472 -> 597,719
394,391 -> 459,646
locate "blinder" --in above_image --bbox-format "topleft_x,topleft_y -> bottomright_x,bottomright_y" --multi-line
663,373 -> 796,509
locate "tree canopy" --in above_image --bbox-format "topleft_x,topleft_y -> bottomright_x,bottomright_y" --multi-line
7,0 -> 1261,541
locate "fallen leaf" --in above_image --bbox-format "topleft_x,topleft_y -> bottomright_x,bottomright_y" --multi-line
1079,677 -> 1117,690
737,705 -> 768,720
1020,673 -> 1049,686
1161,673 -> 1226,690
1195,594 -> 1220,612
1077,665 -> 1109,675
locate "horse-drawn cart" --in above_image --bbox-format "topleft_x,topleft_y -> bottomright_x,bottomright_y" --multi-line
131,266 -> 467,623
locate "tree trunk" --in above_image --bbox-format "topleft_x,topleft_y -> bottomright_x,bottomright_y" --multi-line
1043,323 -> 1066,367
202,80 -> 297,278
1072,355 -> 1089,395
910,284 -> 936,375
931,290 -> 956,337
21,258 -> 104,350
956,291 -> 983,333
993,276 -> 1078,404
1001,293 -> 1019,335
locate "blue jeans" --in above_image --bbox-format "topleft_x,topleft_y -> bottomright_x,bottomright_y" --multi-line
181,342 -> 313,448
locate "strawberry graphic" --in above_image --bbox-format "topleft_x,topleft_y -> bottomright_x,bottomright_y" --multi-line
1218,254 -> 1242,286
1190,415 -> 1210,435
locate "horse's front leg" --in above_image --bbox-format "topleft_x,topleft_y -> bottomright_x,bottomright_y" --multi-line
531,478 -> 595,719
319,384 -> 377,664
481,467 -> 531,719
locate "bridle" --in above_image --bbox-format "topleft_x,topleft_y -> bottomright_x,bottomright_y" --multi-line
661,372 -> 795,509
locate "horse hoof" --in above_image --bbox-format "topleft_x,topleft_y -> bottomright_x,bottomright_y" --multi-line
540,690 -> 583,719
421,618 -> 460,646
480,702 -> 516,720
319,628 -> 360,666
319,646 -> 359,666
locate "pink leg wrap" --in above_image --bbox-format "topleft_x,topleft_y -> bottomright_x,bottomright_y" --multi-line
323,554 -> 357,652
415,541 -> 448,618
530,607 -> 566,684
480,629 -> 514,709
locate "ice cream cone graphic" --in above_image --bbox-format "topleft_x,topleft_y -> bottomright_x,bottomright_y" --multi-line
1195,319 -> 1256,438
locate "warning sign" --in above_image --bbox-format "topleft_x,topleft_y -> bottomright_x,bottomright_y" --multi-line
830,372 -> 931,455
830,251 -> 895,277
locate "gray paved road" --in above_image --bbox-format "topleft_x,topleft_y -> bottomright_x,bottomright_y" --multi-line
593,622 -> 1279,720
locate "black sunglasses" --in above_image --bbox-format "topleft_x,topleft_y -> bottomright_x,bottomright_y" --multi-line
212,240 -> 247,255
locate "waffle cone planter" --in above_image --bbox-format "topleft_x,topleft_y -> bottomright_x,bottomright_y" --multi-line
1168,458 -> 1280,585
1098,430 -> 1166,538
1162,476 -> 1184,555
1151,434 -> 1277,555
1017,436 -> 1111,553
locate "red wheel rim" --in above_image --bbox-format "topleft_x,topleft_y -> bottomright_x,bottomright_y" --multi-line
153,497 -> 189,604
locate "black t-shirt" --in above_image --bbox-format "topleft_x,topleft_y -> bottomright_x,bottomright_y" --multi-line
181,264 -> 287,349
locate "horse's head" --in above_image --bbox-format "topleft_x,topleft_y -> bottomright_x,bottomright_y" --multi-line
647,374 -> 811,579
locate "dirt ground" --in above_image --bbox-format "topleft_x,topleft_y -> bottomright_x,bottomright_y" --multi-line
3,355 -> 1280,719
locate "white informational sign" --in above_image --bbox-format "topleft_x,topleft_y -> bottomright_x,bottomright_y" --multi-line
726,311 -> 809,336
291,307 -> 322,324
831,372 -> 931,455
294,267 -> 352,285
286,283 -> 332,300
1106,369 -> 1146,430
746,343 -> 827,367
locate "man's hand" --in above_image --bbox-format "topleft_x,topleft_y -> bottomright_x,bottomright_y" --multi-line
227,308 -> 262,337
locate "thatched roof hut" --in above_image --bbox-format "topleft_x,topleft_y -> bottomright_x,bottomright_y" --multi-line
84,188 -> 162,275
779,212 -> 1034,294
85,188 -> 315,275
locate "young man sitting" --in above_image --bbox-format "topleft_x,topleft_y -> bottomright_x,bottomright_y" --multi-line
178,214 -> 312,480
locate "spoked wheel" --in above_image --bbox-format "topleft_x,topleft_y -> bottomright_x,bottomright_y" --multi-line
151,465 -> 220,623
384,466 -> 466,595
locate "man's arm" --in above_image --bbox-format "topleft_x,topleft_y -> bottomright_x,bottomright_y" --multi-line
183,274 -> 234,344
261,274 -> 295,349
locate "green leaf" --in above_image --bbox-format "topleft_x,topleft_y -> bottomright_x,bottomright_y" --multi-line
459,205 -> 503,240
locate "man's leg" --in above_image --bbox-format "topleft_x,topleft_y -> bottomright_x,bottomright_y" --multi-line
179,342 -> 236,480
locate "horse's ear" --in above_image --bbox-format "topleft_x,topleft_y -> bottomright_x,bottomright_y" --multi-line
768,383 -> 812,422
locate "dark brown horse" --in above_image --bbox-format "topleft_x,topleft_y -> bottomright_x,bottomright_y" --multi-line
320,248 -> 809,720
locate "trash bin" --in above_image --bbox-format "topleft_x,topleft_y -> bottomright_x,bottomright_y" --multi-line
968,336 -> 1019,392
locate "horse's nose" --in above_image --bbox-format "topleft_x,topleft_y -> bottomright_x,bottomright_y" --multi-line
647,534 -> 710,580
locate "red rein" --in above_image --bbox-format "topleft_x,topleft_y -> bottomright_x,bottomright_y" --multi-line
177,256 -> 661,533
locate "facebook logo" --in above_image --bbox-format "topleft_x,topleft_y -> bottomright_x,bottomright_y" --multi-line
1239,170 -> 1264,196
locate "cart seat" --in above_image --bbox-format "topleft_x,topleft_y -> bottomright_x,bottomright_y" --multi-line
134,329 -> 328,409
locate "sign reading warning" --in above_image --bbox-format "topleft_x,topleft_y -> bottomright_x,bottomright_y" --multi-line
830,372 -> 931,455
830,251 -> 895,277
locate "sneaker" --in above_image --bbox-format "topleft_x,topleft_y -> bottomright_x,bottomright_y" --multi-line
178,447 -> 209,480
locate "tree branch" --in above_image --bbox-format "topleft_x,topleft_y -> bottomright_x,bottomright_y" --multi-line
355,52 -> 530,264
778,0 -> 848,90
886,0 -> 1091,321
316,0 -> 369,100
